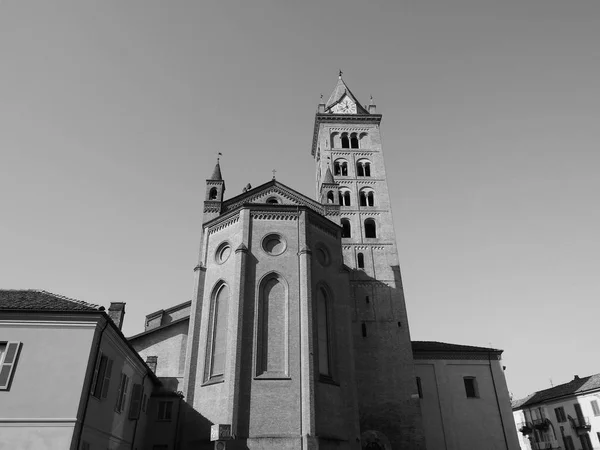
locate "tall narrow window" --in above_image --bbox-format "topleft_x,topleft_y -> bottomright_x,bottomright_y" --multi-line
592,400 -> 600,416
350,133 -> 359,148
0,342 -> 21,390
364,219 -> 376,238
114,373 -> 130,412
206,283 -> 229,381
464,377 -> 478,398
341,219 -> 351,238
341,133 -> 350,149
416,377 -> 423,398
357,252 -> 365,269
330,132 -> 339,148
91,353 -> 113,399
209,188 -> 218,200
257,275 -> 288,376
359,132 -> 368,148
317,287 -> 331,377
326,191 -> 334,203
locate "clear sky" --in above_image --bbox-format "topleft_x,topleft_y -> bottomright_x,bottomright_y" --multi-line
1,1 -> 599,400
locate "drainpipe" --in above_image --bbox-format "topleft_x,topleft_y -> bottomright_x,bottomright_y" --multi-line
74,316 -> 110,450
489,352 -> 510,450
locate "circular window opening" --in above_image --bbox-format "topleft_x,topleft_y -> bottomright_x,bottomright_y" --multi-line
215,242 -> 232,264
315,245 -> 330,266
262,234 -> 286,256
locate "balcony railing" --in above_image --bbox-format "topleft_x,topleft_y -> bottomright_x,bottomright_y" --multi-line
532,418 -> 551,430
570,416 -> 591,433
518,421 -> 534,435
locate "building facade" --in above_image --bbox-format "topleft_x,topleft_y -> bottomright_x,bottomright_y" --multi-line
513,373 -> 600,450
0,290 -> 174,450
413,341 -> 520,450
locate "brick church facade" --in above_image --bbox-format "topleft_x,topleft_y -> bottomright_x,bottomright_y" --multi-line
128,74 -> 519,450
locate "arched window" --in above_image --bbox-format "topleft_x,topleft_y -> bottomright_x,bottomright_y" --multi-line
359,189 -> 375,207
341,219 -> 351,238
266,197 -> 279,204
357,159 -> 371,177
334,159 -> 348,176
350,133 -> 359,149
326,191 -> 334,204
330,132 -> 340,148
338,189 -> 351,206
317,286 -> 332,376
257,274 -> 288,376
359,132 -> 369,148
357,252 -> 365,269
206,283 -> 229,380
209,188 -> 218,200
364,219 -> 377,238
341,133 -> 350,149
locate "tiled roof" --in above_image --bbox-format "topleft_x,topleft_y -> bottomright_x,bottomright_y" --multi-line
0,290 -> 103,312
412,341 -> 502,353
512,373 -> 600,410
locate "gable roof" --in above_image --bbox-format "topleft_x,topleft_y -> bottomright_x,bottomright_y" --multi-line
325,74 -> 369,115
512,373 -> 600,410
0,289 -> 103,312
220,179 -> 326,216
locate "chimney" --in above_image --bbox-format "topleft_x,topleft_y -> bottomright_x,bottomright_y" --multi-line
146,356 -> 157,373
108,302 -> 126,330
574,375 -> 580,380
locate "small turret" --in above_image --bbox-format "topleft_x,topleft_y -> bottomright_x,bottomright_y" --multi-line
319,165 -> 340,206
204,158 -> 225,221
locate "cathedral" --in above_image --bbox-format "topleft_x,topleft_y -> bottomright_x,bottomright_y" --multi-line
129,74 -> 519,450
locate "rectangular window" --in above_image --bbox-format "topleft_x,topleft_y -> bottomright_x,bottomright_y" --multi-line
554,406 -> 566,422
592,400 -> 600,416
91,353 -> 113,399
0,342 -> 22,390
128,384 -> 143,419
580,433 -> 593,450
597,432 -> 600,445
563,436 -> 575,450
157,401 -> 173,421
142,393 -> 148,412
463,377 -> 478,398
114,373 -> 130,413
416,377 -> 423,399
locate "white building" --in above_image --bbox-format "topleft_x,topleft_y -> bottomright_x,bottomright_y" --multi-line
513,373 -> 600,450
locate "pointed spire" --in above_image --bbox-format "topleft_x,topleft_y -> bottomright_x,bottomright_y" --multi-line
210,158 -> 223,180
324,71 -> 369,114
322,166 -> 335,184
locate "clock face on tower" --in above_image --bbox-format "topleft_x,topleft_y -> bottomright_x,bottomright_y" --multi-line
332,96 -> 357,114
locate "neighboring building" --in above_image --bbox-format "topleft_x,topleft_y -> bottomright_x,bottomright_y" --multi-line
513,373 -> 600,450
0,289 -> 177,450
131,73 -> 519,450
413,341 -> 520,450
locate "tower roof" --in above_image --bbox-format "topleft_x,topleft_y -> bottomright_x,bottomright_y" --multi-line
324,71 -> 369,114
210,160 -> 223,181
322,166 -> 335,184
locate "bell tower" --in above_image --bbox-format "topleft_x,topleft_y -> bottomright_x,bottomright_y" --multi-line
312,73 -> 426,449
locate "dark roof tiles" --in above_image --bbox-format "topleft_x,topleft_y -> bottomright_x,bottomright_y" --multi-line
0,290 -> 103,312
512,373 -> 600,410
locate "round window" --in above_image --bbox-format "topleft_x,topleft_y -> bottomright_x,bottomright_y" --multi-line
262,233 -> 286,256
315,245 -> 330,266
215,242 -> 232,264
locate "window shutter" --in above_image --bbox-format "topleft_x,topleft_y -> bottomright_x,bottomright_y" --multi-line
128,384 -> 143,419
120,375 -> 130,412
101,358 -> 113,399
0,342 -> 22,390
90,352 -> 102,397
115,373 -> 123,410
